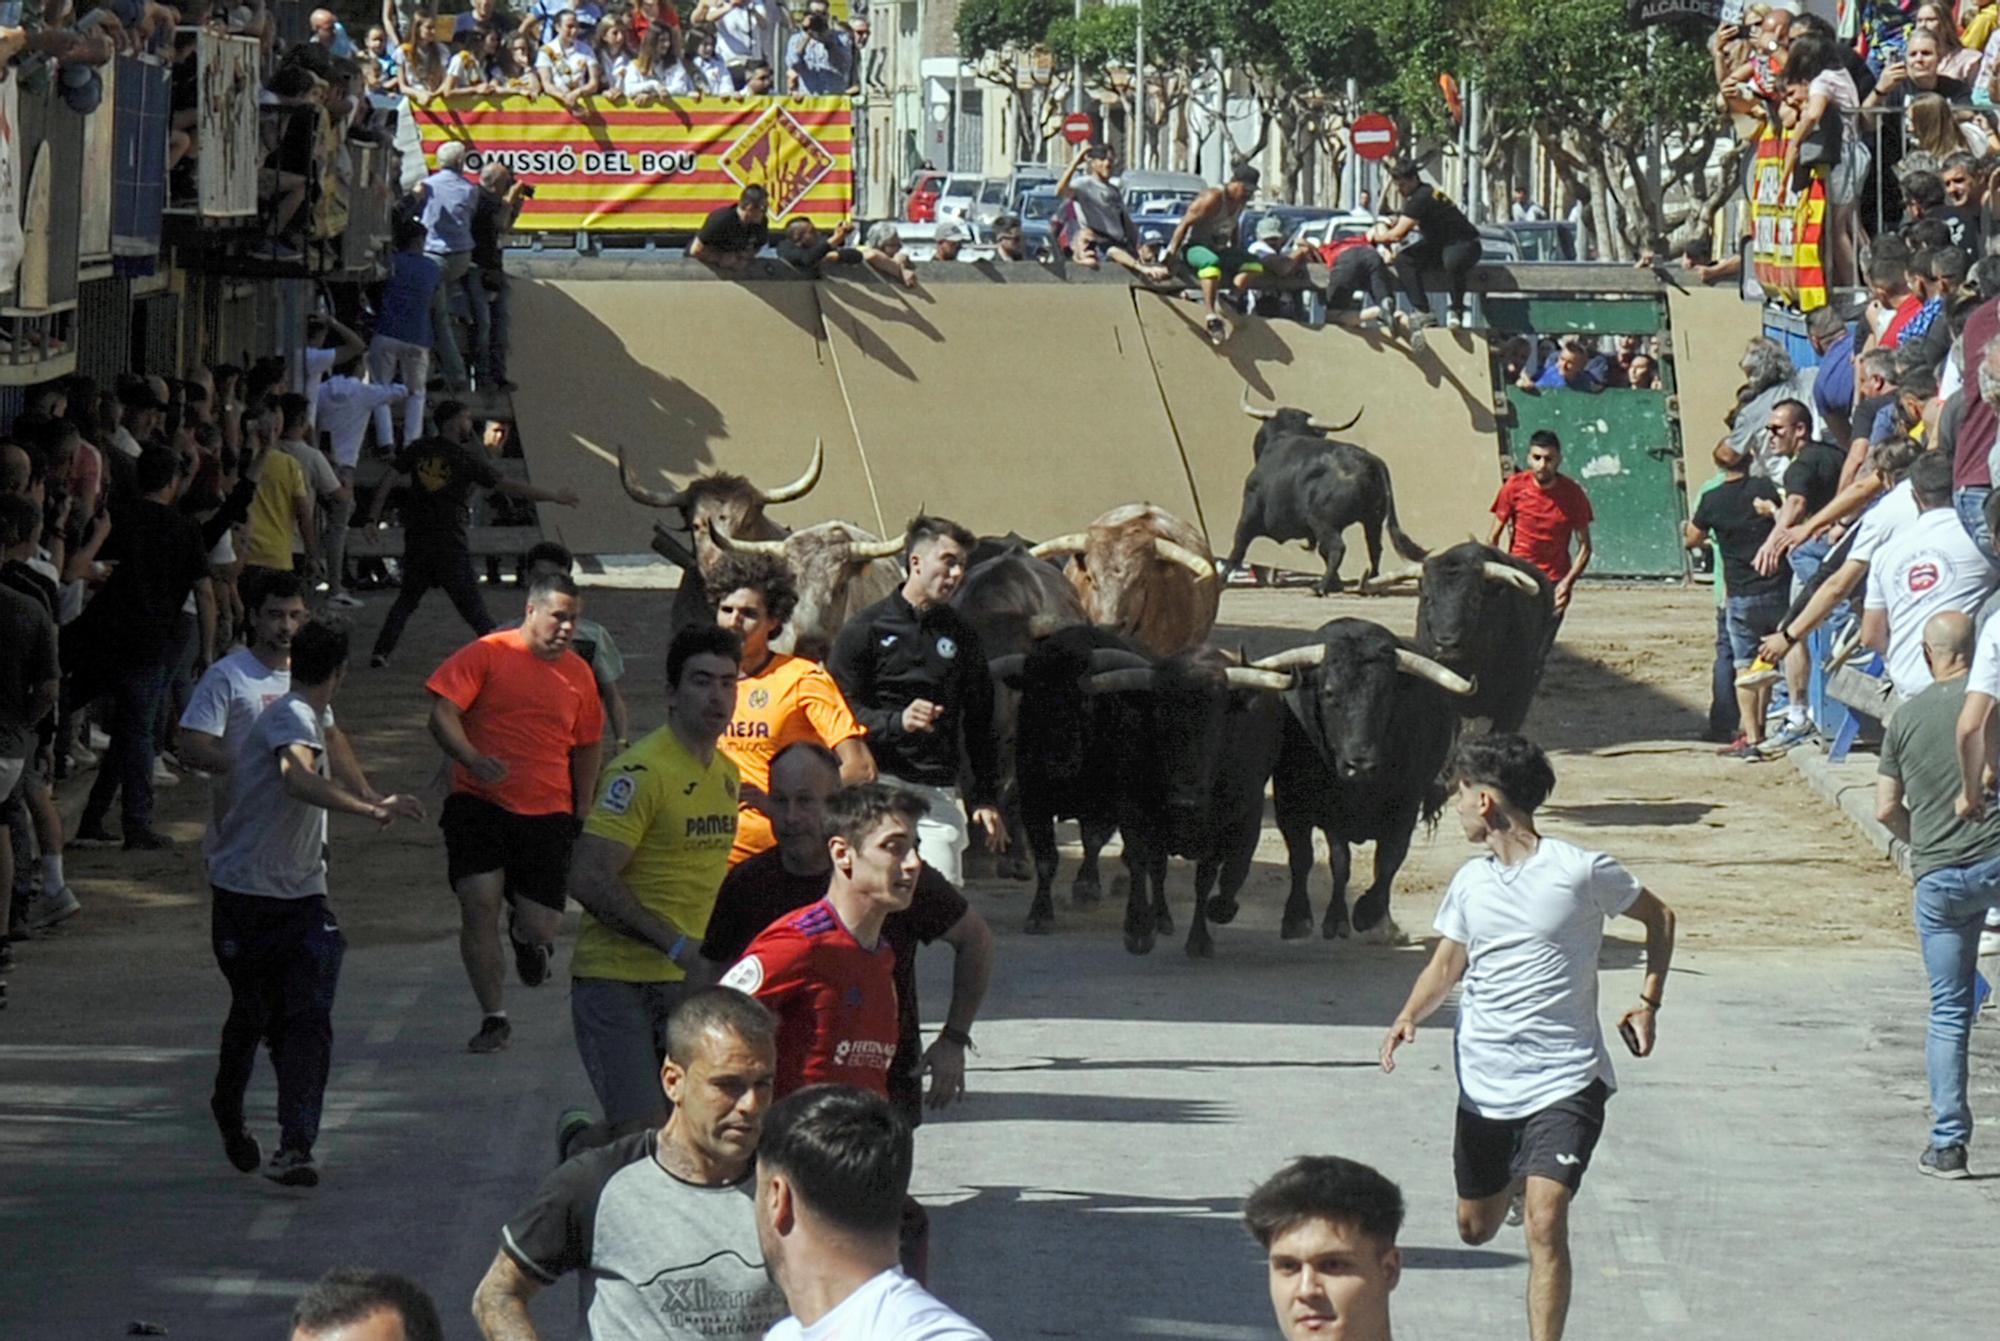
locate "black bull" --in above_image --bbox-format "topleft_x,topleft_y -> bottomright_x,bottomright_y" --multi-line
1414,542 -> 1557,734
1223,408 -> 1428,595
999,626 -> 1292,957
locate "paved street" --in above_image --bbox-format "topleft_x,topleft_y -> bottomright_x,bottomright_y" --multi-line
4,874 -> 1997,1340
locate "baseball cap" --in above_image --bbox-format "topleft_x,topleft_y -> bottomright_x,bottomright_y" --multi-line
1230,164 -> 1261,188
937,222 -> 967,241
1254,215 -> 1285,241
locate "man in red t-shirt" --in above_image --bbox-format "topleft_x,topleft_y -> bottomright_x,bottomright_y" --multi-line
426,572 -> 604,1055
1488,430 -> 1595,621
719,783 -> 921,1099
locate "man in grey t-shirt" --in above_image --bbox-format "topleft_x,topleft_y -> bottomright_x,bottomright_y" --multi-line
1055,143 -> 1170,282
1876,610 -> 2000,1179
205,621 -> 424,1189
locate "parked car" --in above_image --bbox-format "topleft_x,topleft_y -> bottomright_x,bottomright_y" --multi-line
969,177 -> 1012,229
1238,204 -> 1341,250
895,219 -> 997,263
1019,187 -> 1074,260
1132,196 -> 1189,253
1503,220 -> 1580,262
1291,212 -> 1380,261
934,174 -> 983,226
905,170 -> 947,223
1118,169 -> 1207,219
1477,225 -> 1522,263
1007,163 -> 1057,214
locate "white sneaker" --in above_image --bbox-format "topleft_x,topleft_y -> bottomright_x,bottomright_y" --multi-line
325,592 -> 364,609
1355,305 -> 1384,325
25,886 -> 80,931
87,725 -> 111,751
68,744 -> 97,769
1445,311 -> 1463,330
151,759 -> 180,788
1980,927 -> 2000,958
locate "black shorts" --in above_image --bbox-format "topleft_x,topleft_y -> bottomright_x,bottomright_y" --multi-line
1453,1079 -> 1610,1201
440,793 -> 576,912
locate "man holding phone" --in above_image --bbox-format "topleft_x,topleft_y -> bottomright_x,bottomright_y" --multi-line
1380,734 -> 1676,1341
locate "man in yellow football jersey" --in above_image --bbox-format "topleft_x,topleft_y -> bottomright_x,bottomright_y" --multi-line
563,623 -> 744,1136
711,553 -> 875,865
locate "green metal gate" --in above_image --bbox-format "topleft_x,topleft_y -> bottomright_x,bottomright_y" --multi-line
1484,296 -> 1689,579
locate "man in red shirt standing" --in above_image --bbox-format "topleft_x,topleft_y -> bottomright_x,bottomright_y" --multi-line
1488,430 -> 1595,629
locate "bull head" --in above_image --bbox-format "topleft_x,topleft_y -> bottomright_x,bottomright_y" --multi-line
615,437 -> 826,514
1031,533 -> 1217,583
1238,387 -> 1364,433
710,519 -> 909,562
1252,643 -> 1475,696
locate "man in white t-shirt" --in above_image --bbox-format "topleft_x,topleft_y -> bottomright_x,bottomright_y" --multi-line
711,0 -> 775,86
295,314 -> 366,433
756,1086 -> 990,1341
314,368 -> 407,610
1381,734 -> 1676,1341
1863,451 -> 1997,697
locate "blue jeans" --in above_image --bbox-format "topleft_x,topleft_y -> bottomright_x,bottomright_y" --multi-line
1954,487 -> 1997,569
1710,606 -> 1740,736
1913,853 -> 2000,1149
1788,535 -> 1832,595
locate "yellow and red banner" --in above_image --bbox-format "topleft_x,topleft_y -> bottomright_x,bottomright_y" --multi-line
412,95 -> 853,231
1749,128 -> 1828,313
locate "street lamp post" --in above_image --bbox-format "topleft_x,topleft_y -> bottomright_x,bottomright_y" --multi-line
1133,0 -> 1145,171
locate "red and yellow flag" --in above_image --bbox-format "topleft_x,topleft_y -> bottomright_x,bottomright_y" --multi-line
412,95 -> 854,231
1749,128 -> 1828,313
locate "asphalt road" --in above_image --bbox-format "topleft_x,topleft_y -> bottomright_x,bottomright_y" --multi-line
4,872 -> 1997,1340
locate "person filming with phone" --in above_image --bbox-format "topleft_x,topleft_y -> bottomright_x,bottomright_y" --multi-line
1379,733 -> 1676,1341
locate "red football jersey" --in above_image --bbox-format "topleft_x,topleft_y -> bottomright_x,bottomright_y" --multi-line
719,898 -> 899,1098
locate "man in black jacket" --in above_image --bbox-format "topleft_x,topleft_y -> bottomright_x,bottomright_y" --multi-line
827,516 -> 1004,885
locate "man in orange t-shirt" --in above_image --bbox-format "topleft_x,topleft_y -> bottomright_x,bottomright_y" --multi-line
426,570 -> 605,1054
710,553 -> 874,864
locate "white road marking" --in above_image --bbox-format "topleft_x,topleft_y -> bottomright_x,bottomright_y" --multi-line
205,1271 -> 261,1309
318,1060 -> 380,1133
247,1204 -> 297,1242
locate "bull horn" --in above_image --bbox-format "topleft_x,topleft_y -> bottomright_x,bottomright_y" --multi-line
1085,668 -> 1158,694
987,654 -> 1026,681
1482,561 -> 1542,596
846,531 -> 909,562
1250,645 -> 1327,672
1239,387 -> 1277,421
617,444 -> 690,511
1223,666 -> 1296,692
1395,648 -> 1476,697
1304,408 -> 1365,433
707,520 -> 789,557
1153,538 -> 1216,582
1088,648 -> 1155,672
753,438 -> 824,504
1029,533 -> 1090,560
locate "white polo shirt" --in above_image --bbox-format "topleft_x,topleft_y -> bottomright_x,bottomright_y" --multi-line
1864,506 -> 1997,693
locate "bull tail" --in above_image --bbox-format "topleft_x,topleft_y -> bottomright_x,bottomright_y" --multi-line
1378,459 -> 1430,564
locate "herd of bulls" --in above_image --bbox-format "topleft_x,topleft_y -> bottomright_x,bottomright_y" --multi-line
617,402 -> 1559,957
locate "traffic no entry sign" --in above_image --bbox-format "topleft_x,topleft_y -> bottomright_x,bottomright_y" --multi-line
1062,112 -> 1095,145
1351,113 -> 1399,162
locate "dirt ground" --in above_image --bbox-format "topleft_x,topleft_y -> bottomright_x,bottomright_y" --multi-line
40,575 -> 1909,1019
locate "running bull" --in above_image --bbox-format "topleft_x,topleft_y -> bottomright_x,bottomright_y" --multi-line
996,625 -> 1291,957
1224,393 -> 1427,594
1248,619 -> 1474,941
1029,503 -> 1220,656
1413,542 -> 1555,733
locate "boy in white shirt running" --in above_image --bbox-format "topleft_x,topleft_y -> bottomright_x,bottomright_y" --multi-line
1380,734 -> 1676,1341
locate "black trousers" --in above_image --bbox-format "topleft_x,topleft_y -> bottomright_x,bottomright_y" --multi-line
1325,246 -> 1395,311
371,544 -> 494,660
211,890 -> 345,1155
1394,237 -> 1481,316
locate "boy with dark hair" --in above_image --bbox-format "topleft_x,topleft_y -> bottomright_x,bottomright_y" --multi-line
1245,1156 -> 1404,1341
291,1268 -> 443,1341
755,1086 -> 989,1340
207,620 -> 424,1186
1380,734 -> 1676,1341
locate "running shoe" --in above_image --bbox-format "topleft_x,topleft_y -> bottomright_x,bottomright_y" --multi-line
211,1097 -> 261,1174
1407,313 -> 1433,351
123,829 -> 175,852
556,1108 -> 594,1164
468,1015 -> 512,1054
1205,314 -> 1228,345
262,1147 -> 319,1187
1734,658 -> 1780,688
1725,741 -> 1767,762
326,592 -> 364,609
1919,1144 -> 1970,1180
512,936 -> 552,989
369,654 -> 390,670
24,886 -> 80,931
68,820 -> 116,849
1446,310 -> 1465,330
68,743 -> 97,769
1355,305 -> 1384,326
150,759 -> 180,788
1712,734 -> 1749,756
1505,1190 -> 1524,1226
1758,721 -> 1816,756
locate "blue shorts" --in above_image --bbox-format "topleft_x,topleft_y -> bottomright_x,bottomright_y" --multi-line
1725,592 -> 1789,669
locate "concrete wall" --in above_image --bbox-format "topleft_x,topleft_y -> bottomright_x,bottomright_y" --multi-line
508,259 -> 1760,566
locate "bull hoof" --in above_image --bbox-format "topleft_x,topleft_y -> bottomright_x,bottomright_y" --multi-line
1184,931 -> 1214,959
1323,911 -> 1351,940
1280,912 -> 1314,940
1124,926 -> 1157,955
1357,916 -> 1406,946
1152,906 -> 1175,936
1071,876 -> 1102,905
1207,895 -> 1240,926
1025,906 -> 1055,935
998,854 -> 1031,881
